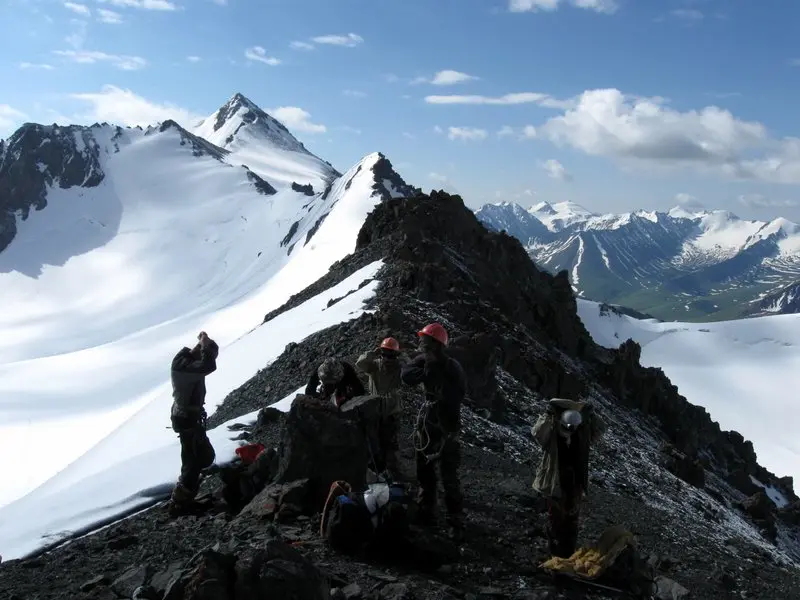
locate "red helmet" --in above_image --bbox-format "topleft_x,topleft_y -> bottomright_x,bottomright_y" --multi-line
380,337 -> 400,351
418,322 -> 448,346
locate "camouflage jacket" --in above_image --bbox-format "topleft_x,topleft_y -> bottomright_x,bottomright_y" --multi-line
355,350 -> 409,417
531,398 -> 606,498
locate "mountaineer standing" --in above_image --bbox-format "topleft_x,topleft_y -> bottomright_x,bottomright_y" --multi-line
532,398 -> 606,558
356,337 -> 411,482
169,331 -> 219,511
306,357 -> 366,408
401,323 -> 467,543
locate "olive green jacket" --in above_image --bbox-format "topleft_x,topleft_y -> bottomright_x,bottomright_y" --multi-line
355,350 -> 409,417
531,398 -> 606,498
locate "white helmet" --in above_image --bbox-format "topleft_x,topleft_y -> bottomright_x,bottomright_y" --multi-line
559,409 -> 583,434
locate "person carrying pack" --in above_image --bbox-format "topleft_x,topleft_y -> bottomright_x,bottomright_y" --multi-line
532,398 -> 606,558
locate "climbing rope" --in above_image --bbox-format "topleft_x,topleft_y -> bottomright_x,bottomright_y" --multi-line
413,399 -> 447,463
319,480 -> 351,538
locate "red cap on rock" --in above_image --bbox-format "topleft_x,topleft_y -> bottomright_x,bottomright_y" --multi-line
418,322 -> 448,346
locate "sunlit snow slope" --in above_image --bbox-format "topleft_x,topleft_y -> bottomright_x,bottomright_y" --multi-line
577,300 -> 800,491
0,260 -> 383,561
0,99 -> 413,515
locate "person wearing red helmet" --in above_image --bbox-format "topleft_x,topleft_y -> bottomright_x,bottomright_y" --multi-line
401,322 -> 468,543
356,337 -> 410,482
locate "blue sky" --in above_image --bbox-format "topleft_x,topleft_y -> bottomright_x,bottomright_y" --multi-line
2,0 -> 800,220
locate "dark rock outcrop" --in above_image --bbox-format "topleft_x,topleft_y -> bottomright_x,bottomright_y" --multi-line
0,123 -> 105,253
292,182 -> 315,196
272,395 -> 372,510
244,167 -> 277,195
156,120 -> 229,161
739,492 -> 778,542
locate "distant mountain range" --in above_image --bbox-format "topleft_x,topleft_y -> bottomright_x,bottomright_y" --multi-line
475,200 -> 800,321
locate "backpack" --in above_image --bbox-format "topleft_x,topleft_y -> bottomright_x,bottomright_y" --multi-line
321,481 -> 375,555
368,483 -> 412,541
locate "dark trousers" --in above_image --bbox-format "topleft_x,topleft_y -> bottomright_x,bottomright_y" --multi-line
416,428 -> 464,524
372,414 -> 401,479
175,424 -> 216,500
546,492 -> 582,558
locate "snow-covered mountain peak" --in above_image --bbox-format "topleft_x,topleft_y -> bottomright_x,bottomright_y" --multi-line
193,92 -> 308,155
191,94 -> 339,192
474,201 -> 551,243
529,200 -> 555,215
328,151 -> 415,206
529,200 -> 596,232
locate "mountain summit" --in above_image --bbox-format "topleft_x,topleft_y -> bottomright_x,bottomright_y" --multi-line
195,92 -> 309,155
193,93 -> 339,191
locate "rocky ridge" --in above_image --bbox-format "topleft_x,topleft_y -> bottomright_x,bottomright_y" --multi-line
1,191 -> 799,600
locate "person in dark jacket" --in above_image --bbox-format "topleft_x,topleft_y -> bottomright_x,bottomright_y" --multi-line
170,331 -> 219,509
305,357 -> 365,409
401,322 -> 467,542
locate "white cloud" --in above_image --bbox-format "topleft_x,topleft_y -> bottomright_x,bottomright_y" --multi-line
671,9 -> 704,20
244,46 -> 281,66
496,125 -> 538,139
64,2 -> 90,15
211,0 -> 227,4
187,55 -> 201,63
382,73 -> 400,84
509,0 -> 618,14
0,105 -> 27,136
738,194 -> 798,209
290,41 -> 315,51
97,8 -> 123,23
523,87 -> 800,185
96,0 -> 176,10
413,70 -> 479,86
19,62 -> 55,70
71,85 -> 201,127
448,126 -> 487,141
402,132 -> 416,139
539,88 -> 768,172
433,125 -> 443,135
429,172 -> 449,182
54,49 -> 146,70
790,58 -> 800,67
541,158 -> 572,181
342,89 -> 366,98
270,106 -> 326,134
425,92 -> 570,108
311,33 -> 363,47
